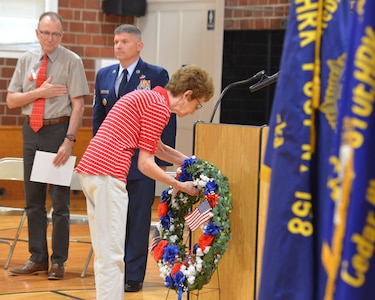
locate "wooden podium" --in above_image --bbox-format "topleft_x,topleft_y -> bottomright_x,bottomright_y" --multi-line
190,122 -> 269,300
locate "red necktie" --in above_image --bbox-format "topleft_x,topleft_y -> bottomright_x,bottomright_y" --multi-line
30,54 -> 48,132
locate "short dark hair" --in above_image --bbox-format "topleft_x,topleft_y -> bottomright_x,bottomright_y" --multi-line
114,24 -> 141,38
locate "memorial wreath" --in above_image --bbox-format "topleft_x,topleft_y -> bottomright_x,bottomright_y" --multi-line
151,156 -> 233,299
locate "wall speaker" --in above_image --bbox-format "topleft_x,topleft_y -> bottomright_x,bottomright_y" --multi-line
102,0 -> 147,17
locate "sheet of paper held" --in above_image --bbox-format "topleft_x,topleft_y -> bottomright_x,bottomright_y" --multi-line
30,150 -> 76,187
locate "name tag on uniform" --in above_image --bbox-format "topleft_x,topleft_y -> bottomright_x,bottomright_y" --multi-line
100,90 -> 109,94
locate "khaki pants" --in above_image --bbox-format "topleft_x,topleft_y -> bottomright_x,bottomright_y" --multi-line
79,174 -> 128,300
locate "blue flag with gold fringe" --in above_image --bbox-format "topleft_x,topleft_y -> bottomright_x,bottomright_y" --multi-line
258,0 -> 322,298
314,0 -> 350,298
258,0 -> 349,299
321,1 -> 375,299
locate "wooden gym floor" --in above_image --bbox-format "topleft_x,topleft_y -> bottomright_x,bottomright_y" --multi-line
0,208 -> 190,300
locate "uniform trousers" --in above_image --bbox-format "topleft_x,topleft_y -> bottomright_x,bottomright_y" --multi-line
125,177 -> 156,284
22,120 -> 70,265
79,174 -> 128,300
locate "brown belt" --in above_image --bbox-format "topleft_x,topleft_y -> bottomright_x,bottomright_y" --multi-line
26,116 -> 70,126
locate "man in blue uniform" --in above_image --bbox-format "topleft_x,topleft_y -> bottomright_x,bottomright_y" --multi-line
92,24 -> 176,292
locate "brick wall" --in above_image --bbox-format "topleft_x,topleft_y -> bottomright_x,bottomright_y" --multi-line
225,0 -> 290,30
0,0 -> 134,127
0,0 -> 290,127
0,57 -> 19,125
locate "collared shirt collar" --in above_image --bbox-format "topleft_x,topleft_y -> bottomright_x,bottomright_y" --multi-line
39,45 -> 61,62
119,58 -> 139,79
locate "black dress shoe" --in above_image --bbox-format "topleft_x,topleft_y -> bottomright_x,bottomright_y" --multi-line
125,282 -> 143,292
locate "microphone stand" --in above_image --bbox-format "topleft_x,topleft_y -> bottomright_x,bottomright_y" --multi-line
209,70 -> 266,123
249,71 -> 279,92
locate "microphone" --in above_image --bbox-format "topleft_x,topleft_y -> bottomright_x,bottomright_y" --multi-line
209,70 -> 266,123
249,72 -> 279,92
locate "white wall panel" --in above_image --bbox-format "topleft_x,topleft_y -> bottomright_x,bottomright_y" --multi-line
136,0 -> 224,158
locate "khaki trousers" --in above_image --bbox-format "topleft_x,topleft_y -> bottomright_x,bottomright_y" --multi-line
79,174 -> 128,300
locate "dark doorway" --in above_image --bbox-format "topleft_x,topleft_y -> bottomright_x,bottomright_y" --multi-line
219,30 -> 285,126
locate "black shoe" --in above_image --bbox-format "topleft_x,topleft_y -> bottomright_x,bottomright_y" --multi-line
125,282 -> 143,292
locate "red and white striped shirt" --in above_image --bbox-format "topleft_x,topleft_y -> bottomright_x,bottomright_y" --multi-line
76,86 -> 171,183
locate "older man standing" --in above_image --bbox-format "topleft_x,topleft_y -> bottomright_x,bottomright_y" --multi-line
6,11 -> 89,280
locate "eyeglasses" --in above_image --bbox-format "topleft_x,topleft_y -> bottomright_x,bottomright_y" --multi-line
38,29 -> 62,39
195,99 -> 203,110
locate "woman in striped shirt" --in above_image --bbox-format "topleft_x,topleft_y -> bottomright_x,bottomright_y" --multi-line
76,64 -> 214,300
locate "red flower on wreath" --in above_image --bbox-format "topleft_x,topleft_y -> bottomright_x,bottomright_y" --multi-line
198,234 -> 215,251
171,263 -> 184,278
205,193 -> 219,208
158,202 -> 168,217
153,239 -> 168,261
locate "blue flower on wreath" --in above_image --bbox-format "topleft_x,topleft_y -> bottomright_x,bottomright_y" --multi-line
182,156 -> 197,168
205,180 -> 217,194
178,169 -> 192,182
163,245 -> 179,262
173,271 -> 185,287
161,189 -> 169,202
178,157 -> 197,182
204,222 -> 221,235
165,275 -> 173,288
174,272 -> 186,300
160,215 -> 170,230
192,243 -> 199,255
